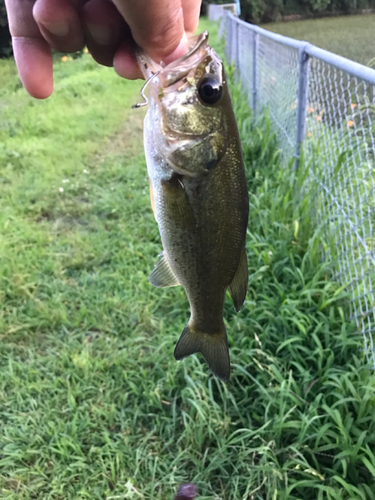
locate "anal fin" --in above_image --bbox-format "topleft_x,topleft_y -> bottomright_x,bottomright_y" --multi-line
229,246 -> 248,312
149,251 -> 180,288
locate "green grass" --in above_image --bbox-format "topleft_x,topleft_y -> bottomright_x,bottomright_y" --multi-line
1,18 -> 375,499
263,14 -> 375,65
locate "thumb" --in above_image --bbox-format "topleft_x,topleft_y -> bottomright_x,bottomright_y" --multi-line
111,0 -> 188,63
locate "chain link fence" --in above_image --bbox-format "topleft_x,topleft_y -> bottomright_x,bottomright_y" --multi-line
213,8 -> 375,367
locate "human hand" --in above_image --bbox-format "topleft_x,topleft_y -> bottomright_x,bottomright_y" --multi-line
4,0 -> 201,99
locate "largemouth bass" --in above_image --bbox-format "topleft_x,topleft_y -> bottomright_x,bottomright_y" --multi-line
136,32 -> 249,382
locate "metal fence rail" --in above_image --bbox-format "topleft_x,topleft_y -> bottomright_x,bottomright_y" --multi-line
213,8 -> 375,367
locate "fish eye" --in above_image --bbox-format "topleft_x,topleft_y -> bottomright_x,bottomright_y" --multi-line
198,75 -> 222,105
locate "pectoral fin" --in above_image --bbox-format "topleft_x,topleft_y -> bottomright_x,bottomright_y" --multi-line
229,246 -> 248,312
149,251 -> 180,288
161,175 -> 195,227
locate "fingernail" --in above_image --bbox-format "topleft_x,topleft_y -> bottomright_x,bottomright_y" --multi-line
86,24 -> 111,46
41,20 -> 69,37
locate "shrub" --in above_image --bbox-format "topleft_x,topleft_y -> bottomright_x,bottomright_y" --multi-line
236,0 -> 375,23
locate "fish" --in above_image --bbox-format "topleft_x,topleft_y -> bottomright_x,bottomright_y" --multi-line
136,32 -> 249,382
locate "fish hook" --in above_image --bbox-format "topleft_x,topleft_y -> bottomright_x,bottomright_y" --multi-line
132,70 -> 161,109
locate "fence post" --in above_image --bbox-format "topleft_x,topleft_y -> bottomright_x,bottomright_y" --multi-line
252,31 -> 258,122
235,19 -> 240,77
218,10 -> 226,39
295,43 -> 310,170
226,15 -> 232,62
231,17 -> 236,65
235,20 -> 239,71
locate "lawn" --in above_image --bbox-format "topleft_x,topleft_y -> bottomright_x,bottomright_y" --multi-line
263,14 -> 375,66
1,18 -> 375,500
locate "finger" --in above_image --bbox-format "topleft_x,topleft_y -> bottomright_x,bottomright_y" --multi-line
111,0 -> 187,64
5,0 -> 53,98
81,0 -> 128,67
113,42 -> 143,80
181,0 -> 201,35
33,0 -> 85,53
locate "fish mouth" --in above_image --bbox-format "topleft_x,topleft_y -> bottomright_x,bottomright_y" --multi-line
137,32 -> 209,82
160,32 -> 209,87
137,31 -> 221,103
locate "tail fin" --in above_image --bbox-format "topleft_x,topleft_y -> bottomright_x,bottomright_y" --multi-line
174,321 -> 230,382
